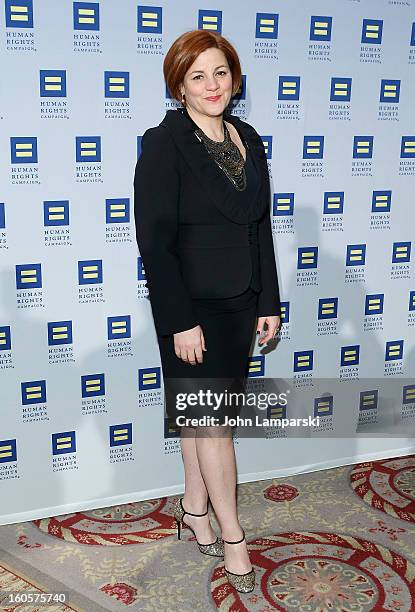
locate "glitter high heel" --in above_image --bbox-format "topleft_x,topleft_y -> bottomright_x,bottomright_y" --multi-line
223,530 -> 255,593
173,497 -> 224,557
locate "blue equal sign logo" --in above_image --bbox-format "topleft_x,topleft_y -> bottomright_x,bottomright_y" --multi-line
16,263 -> 42,289
359,390 -> 378,411
109,423 -> 133,447
52,431 -> 76,455
5,0 -> 33,28
318,298 -> 338,319
21,380 -> 47,404
44,201 -> 70,226
353,136 -> 373,158
10,137 -> 38,164
314,395 -> 333,417
76,137 -> 101,162
330,78 -> 352,102
138,367 -> 161,390
310,15 -> 332,41
198,9 -> 222,33
73,2 -> 99,30
293,350 -> 313,372
371,191 -> 391,213
137,5 -> 162,33
0,439 -> 17,463
361,19 -> 383,44
340,345 -> 360,366
104,71 -> 130,98
298,246 -> 318,269
380,79 -> 400,103
273,193 -> 294,216
106,198 -> 130,223
346,244 -> 366,266
365,294 -> 384,315
107,316 -> 131,340
247,355 -> 265,377
323,192 -> 344,214
303,136 -> 324,159
385,340 -> 403,361
255,13 -> 278,39
48,321 -> 73,345
78,259 -> 103,284
40,70 -> 67,97
278,76 -> 300,101
81,373 -> 105,397
0,326 -> 12,351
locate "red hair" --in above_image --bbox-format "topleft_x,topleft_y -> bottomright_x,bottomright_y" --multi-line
163,30 -> 242,102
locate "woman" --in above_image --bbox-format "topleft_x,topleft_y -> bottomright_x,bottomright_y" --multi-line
134,29 -> 281,594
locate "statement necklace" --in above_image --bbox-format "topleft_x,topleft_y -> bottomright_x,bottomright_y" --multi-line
193,121 -> 247,191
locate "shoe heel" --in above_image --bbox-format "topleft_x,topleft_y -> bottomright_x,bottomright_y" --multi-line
176,518 -> 181,540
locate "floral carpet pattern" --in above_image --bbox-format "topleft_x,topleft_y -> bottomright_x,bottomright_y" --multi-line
0,454 -> 414,611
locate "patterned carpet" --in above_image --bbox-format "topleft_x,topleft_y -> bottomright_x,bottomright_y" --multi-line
0,454 -> 414,611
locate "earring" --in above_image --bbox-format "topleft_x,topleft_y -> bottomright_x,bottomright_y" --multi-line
181,93 -> 186,106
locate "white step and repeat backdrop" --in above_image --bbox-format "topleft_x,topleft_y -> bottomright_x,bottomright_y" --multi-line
1,0 -> 415,525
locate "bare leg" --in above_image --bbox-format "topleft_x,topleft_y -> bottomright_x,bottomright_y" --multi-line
195,426 -> 251,574
179,426 -> 217,544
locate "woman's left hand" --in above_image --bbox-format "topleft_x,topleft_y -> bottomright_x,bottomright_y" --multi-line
257,316 -> 281,345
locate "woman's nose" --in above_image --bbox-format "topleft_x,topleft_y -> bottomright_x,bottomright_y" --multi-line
205,77 -> 219,91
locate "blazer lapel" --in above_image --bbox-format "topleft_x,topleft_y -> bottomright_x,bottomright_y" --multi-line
160,109 -> 269,225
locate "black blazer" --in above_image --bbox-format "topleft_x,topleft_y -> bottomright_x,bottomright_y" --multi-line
133,108 -> 281,337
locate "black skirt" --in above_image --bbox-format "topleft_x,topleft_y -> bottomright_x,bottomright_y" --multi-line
157,287 -> 258,427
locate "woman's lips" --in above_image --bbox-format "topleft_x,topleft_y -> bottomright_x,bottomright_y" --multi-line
205,95 -> 221,101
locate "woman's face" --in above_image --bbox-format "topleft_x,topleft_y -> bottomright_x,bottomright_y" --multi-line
180,47 -> 233,118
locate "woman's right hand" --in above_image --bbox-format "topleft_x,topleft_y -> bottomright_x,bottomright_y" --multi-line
173,325 -> 206,365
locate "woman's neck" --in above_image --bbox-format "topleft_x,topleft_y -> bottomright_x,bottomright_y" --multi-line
184,106 -> 225,142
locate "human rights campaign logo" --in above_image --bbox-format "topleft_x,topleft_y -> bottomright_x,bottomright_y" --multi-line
365,294 -> 384,315
340,345 -> 360,367
385,340 -> 403,361
138,367 -> 160,390
261,136 -> 273,159
330,79 -> 352,102
303,137 -> 324,159
361,19 -> 383,44
278,76 -> 300,101
314,395 -> 333,417
48,321 -> 73,345
400,137 -> 415,158
76,137 -> 101,162
109,423 -> 133,447
73,2 -> 99,30
81,373 -> 105,397
310,16 -> 332,41
137,257 -> 146,281
40,71 -> 66,97
16,264 -> 42,289
44,201 -> 69,226
104,72 -> 129,98
380,80 -> 400,103
247,355 -> 265,377
392,242 -> 411,263
52,431 -> 76,455
5,0 -> 33,27
10,137 -> 38,164
78,260 -> 103,284
0,439 -> 17,463
372,191 -> 391,213
323,192 -> 344,214
108,316 -> 131,340
346,244 -> 366,266
318,298 -> 338,319
255,13 -> 278,39
137,6 -> 162,33
106,199 -> 130,223
273,193 -> 294,216
198,9 -> 222,33
353,137 -> 373,158
298,247 -> 318,269
21,380 -> 46,404
0,326 -> 12,351
359,390 -> 378,411
294,350 -> 313,372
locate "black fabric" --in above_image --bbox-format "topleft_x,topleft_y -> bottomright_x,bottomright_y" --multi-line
158,286 -> 258,426
133,108 -> 281,337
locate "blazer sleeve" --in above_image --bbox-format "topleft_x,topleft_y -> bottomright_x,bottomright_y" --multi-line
255,133 -> 282,319
133,126 -> 199,337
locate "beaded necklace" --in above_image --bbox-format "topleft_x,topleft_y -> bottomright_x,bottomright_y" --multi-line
193,121 -> 247,192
